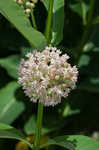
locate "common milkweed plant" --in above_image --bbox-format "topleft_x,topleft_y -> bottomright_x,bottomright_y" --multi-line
0,0 -> 99,150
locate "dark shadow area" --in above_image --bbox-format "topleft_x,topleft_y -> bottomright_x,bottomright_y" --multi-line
0,67 -> 13,88
34,0 -> 47,33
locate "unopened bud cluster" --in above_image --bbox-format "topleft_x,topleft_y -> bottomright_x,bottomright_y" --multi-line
16,0 -> 44,17
18,46 -> 78,106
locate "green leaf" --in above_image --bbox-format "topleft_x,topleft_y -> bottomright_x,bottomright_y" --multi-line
0,123 -> 32,149
70,3 -> 82,16
78,54 -> 90,68
70,2 -> 88,17
21,47 -> 34,57
24,115 -> 36,135
40,135 -> 99,150
0,55 -> 20,79
40,135 -> 75,150
62,103 -> 80,117
83,42 -> 95,52
70,1 -> 88,25
83,42 -> 99,53
0,82 -> 25,124
93,16 -> 99,24
44,0 -> 64,45
24,115 -> 55,135
0,0 -> 47,50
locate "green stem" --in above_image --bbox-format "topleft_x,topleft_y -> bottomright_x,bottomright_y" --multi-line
77,0 -> 96,55
33,103 -> 43,150
33,1 -> 54,149
31,9 -> 37,29
80,0 -> 87,25
45,0 -> 54,44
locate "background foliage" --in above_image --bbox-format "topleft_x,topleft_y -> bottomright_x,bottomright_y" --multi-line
0,0 -> 99,150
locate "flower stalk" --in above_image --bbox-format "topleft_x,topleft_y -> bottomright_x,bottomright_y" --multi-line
45,0 -> 54,44
31,9 -> 37,29
33,103 -> 43,150
33,0 -> 54,150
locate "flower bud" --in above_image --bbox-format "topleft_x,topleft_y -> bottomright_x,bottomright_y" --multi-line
30,3 -> 35,9
26,2 -> 31,8
17,0 -> 23,4
47,90 -> 52,95
55,75 -> 60,80
25,9 -> 31,15
32,93 -> 36,98
21,5 -> 24,10
64,62 -> 69,67
62,83 -> 67,88
63,73 -> 70,80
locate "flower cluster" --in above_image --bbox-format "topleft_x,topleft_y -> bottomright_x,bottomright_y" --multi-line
18,46 -> 78,106
16,0 -> 44,17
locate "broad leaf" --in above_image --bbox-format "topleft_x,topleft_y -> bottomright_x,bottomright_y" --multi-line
0,82 -> 25,124
0,123 -> 32,149
0,55 -> 20,79
44,0 -> 64,45
40,135 -> 75,150
40,135 -> 99,150
0,0 -> 46,50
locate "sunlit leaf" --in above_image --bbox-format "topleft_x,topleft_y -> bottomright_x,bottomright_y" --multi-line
0,82 -> 25,124
0,0 -> 46,50
40,135 -> 99,150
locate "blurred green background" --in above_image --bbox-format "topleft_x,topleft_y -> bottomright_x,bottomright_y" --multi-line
0,0 -> 99,149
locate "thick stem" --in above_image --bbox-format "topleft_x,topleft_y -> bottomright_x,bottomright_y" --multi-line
33,1 -> 54,149
77,0 -> 96,56
33,103 -> 43,150
45,0 -> 54,44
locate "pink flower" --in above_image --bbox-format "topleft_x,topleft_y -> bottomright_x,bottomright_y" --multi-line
18,46 -> 78,106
